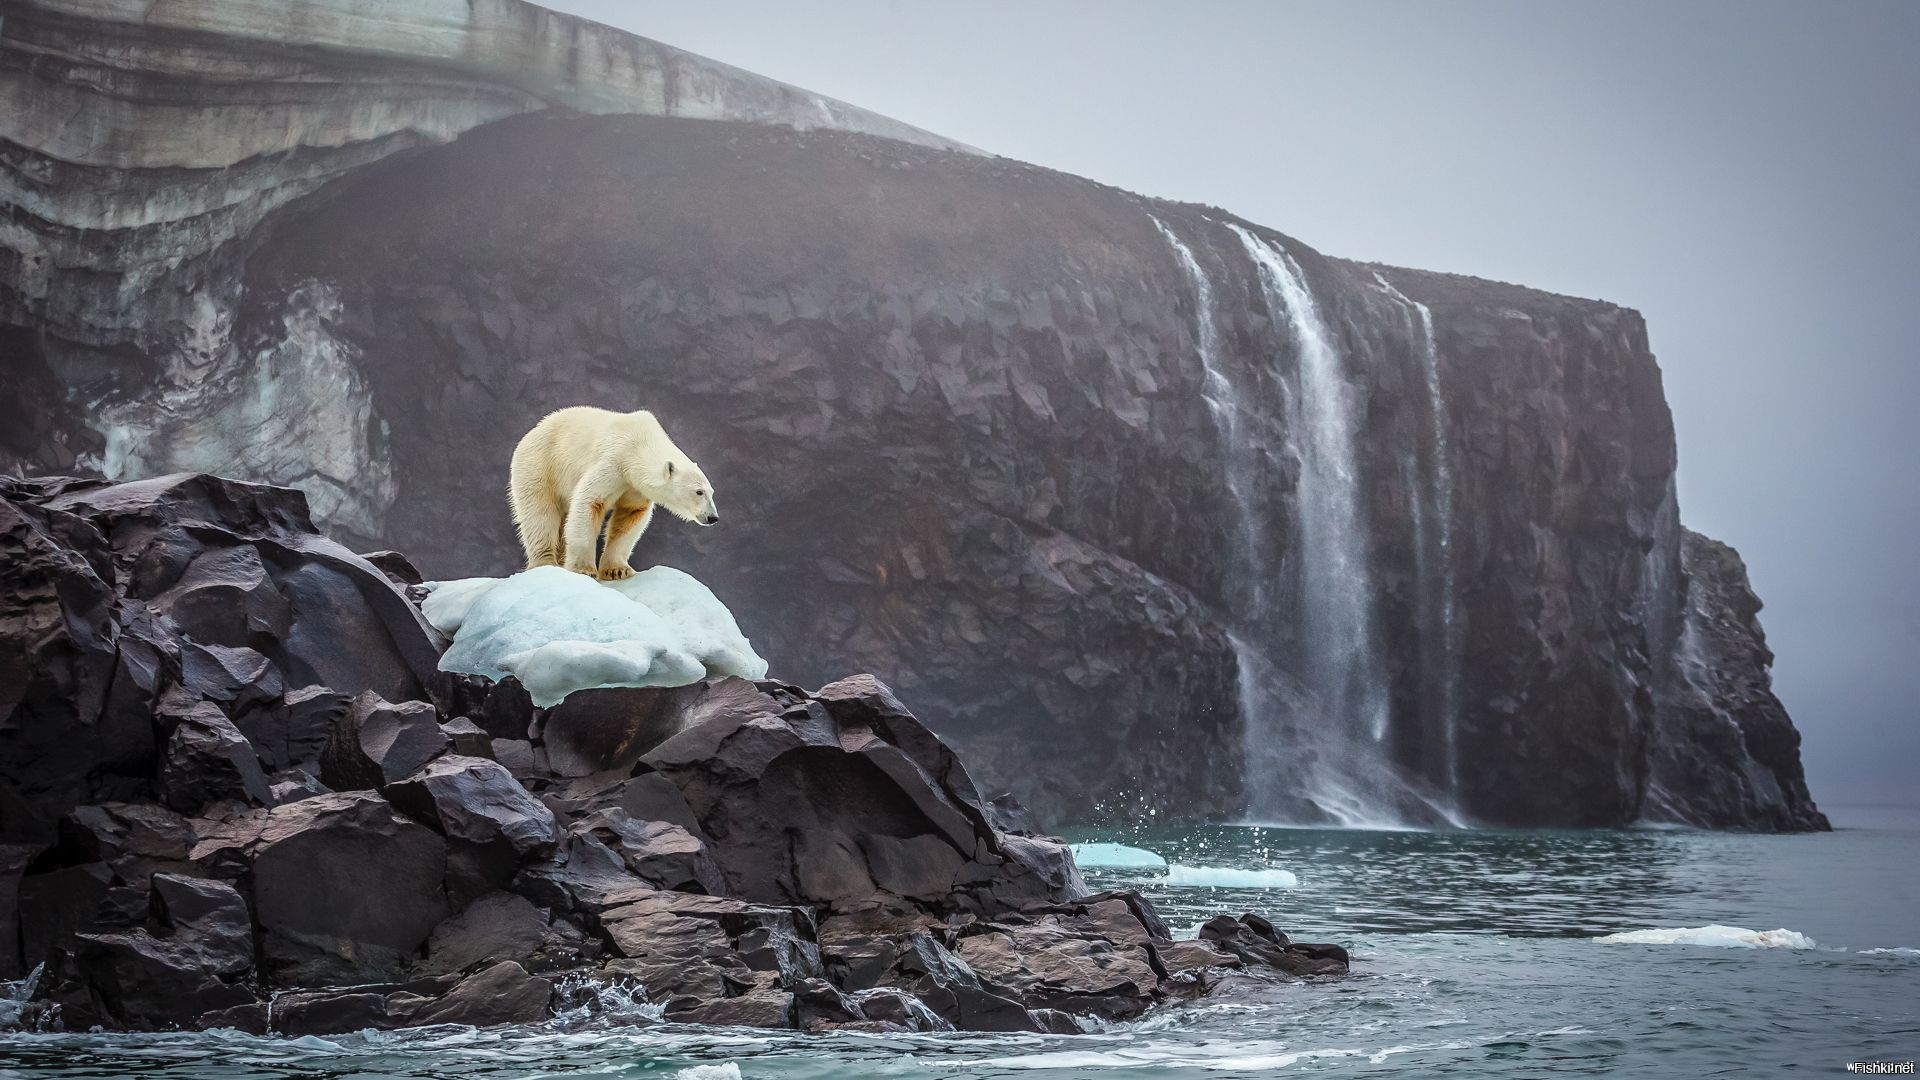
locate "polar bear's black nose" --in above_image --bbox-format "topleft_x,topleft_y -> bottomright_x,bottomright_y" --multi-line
703,513 -> 719,525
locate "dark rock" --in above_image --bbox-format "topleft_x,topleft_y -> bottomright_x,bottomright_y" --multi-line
30,874 -> 257,1029
541,685 -> 699,778
573,811 -> 725,895
638,676 -> 1082,911
408,960 -> 552,1027
417,892 -> 550,975
952,896 -> 1161,1020
156,700 -> 274,813
237,685 -> 349,774
1199,914 -> 1349,977
360,550 -> 425,587
888,931 -> 1042,1032
1644,531 -> 1830,830
441,717 -> 494,759
319,691 -> 449,792
55,802 -> 194,886
250,792 -> 449,984
384,755 -> 557,857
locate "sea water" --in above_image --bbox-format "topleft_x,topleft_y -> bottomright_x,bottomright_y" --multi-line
4,809 -> 1915,1076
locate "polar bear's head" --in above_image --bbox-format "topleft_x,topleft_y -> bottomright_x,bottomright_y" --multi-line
657,457 -> 719,527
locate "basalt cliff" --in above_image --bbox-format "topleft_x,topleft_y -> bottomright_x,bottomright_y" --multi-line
0,0 -> 1824,832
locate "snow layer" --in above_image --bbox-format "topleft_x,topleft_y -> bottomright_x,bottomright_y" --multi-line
1069,842 -> 1170,870
427,566 -> 767,707
1594,925 -> 1816,949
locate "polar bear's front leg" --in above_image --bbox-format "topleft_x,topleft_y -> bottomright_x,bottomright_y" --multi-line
597,501 -> 654,580
562,465 -> 622,577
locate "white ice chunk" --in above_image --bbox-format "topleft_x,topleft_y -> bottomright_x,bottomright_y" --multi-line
674,1066 -> 743,1080
435,565 -> 767,707
419,576 -> 505,636
1594,925 -> 1816,949
606,566 -> 769,681
1860,947 -> 1920,956
1069,842 -> 1169,870
1164,864 -> 1299,889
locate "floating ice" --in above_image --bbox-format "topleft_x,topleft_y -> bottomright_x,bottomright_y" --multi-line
1164,864 -> 1299,889
1594,925 -> 1816,949
1069,842 -> 1169,870
428,566 -> 767,707
1859,947 -> 1920,957
674,1066 -> 743,1080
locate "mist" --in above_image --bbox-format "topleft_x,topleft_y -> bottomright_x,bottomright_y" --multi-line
543,0 -> 1920,814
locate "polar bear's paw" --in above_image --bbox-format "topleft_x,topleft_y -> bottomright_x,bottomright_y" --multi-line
562,559 -> 599,578
598,563 -> 636,582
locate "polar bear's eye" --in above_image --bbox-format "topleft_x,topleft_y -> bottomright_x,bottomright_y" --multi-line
694,488 -> 706,497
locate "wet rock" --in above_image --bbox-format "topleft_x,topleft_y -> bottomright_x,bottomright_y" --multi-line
953,897 -> 1161,1020
251,792 -> 449,984
1199,914 -> 1349,976
30,874 -> 257,1029
888,931 -> 1042,1032
319,691 -> 449,792
415,891 -> 593,976
408,960 -> 553,1027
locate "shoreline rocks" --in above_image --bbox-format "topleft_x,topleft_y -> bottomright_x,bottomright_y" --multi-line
1,473 -> 1345,1031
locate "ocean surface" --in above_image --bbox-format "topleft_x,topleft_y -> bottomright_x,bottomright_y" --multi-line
4,807 -> 1915,1078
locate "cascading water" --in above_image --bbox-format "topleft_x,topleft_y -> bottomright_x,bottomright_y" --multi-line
1373,272 -> 1463,797
1150,215 -> 1295,817
1155,215 -> 1463,827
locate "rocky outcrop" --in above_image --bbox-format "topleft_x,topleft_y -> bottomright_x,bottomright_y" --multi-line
0,0 -> 1822,830
0,473 -> 1335,1027
1642,531 -> 1828,830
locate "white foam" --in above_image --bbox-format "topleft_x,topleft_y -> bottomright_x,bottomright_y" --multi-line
1069,842 -> 1168,870
1594,925 -> 1816,949
430,566 -> 767,707
1164,864 -> 1298,889
675,1065 -> 743,1080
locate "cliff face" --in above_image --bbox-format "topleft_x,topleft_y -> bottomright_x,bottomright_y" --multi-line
0,2 -> 1825,830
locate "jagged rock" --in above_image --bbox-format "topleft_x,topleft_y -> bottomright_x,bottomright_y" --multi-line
31,874 -> 257,1029
1199,914 -> 1349,977
156,700 -> 274,813
0,473 -> 1351,1030
441,717 -> 494,758
637,675 -> 1083,911
414,891 -> 595,976
887,931 -> 1044,1032
384,755 -> 557,857
237,685 -> 349,775
251,792 -> 449,984
952,896 -> 1161,1020
407,960 -> 553,1027
319,691 -> 449,792
540,685 -> 700,777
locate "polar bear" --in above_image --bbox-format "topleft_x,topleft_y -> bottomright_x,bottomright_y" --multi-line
508,406 -> 719,580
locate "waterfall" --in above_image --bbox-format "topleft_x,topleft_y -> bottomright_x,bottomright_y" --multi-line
1156,215 -> 1462,828
1151,215 -> 1290,815
1373,272 -> 1462,798
1230,225 -> 1389,741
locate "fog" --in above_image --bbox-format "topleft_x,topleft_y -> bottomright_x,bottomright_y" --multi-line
543,0 -> 1920,814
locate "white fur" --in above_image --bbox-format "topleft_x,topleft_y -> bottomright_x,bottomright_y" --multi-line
508,406 -> 719,580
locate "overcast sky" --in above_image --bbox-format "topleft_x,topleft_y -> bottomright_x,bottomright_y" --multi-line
544,0 -> 1919,816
